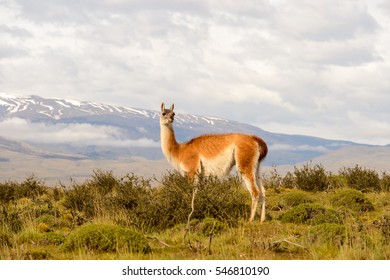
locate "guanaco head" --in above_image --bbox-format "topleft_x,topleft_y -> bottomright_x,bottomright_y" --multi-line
160,102 -> 175,126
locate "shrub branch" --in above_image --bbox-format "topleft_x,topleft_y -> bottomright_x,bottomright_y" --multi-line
183,187 -> 198,244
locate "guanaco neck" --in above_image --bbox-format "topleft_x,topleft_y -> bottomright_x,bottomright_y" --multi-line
160,123 -> 180,162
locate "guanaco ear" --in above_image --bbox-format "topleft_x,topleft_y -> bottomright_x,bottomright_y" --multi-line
170,103 -> 174,111
161,102 -> 165,112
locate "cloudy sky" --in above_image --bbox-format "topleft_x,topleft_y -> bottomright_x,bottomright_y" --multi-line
1,0 -> 390,145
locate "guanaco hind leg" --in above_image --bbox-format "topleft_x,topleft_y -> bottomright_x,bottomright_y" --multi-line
241,174 -> 262,222
257,173 -> 266,223
235,146 -> 265,222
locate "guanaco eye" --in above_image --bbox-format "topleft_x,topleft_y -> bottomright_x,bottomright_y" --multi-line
162,112 -> 166,116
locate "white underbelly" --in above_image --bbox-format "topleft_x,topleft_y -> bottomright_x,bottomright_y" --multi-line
200,147 -> 235,177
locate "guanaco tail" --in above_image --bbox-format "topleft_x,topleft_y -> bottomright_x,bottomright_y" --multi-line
160,102 -> 268,222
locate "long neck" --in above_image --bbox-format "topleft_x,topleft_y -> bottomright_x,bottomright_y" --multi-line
160,123 -> 180,161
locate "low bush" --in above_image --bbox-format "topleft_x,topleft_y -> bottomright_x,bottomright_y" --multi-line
282,190 -> 313,208
62,172 -> 154,229
17,231 -> 65,246
263,168 -> 283,189
108,173 -> 153,228
190,218 -> 227,236
150,172 -> 250,230
0,229 -> 11,247
0,208 -> 23,233
0,176 -> 48,203
330,189 -> 374,213
373,215 -> 390,242
24,250 -> 52,260
62,183 -> 96,220
327,175 -> 349,190
381,172 -> 390,192
293,164 -> 330,192
0,181 -> 17,203
88,170 -> 119,196
279,203 -> 343,225
35,214 -> 71,230
18,176 -> 47,199
307,223 -> 346,246
281,172 -> 295,189
340,165 -> 381,192
63,224 -> 150,253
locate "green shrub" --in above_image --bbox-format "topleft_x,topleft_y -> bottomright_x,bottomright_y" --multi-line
24,250 -> 52,260
60,171 -> 253,231
281,172 -> 295,189
17,176 -> 47,199
62,183 -> 95,219
44,232 -> 66,245
264,168 -> 283,189
373,215 -> 390,242
340,165 -> 381,192
88,170 -> 119,196
190,218 -> 227,236
0,181 -> 17,203
51,187 -> 64,202
17,231 -> 65,246
150,171 -> 194,229
194,175 -> 250,224
279,203 -> 343,225
63,224 -> 150,253
293,164 -> 330,192
0,176 -> 47,203
307,223 -> 346,246
0,208 -> 23,233
112,174 -> 152,210
0,229 -> 11,247
108,173 -> 153,228
328,175 -> 349,190
35,214 -> 70,230
330,189 -> 374,213
149,172 -> 250,230
282,190 -> 313,207
62,172 -> 153,227
202,218 -> 227,236
37,222 -> 50,233
381,172 -> 390,192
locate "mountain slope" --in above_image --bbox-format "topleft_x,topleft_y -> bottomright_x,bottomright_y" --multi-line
0,137 -> 169,184
304,145 -> 390,173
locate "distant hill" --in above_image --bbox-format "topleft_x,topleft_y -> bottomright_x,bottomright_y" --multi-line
0,136 -> 169,184
1,94 -> 388,184
302,145 -> 390,173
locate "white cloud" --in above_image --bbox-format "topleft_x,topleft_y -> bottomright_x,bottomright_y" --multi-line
268,143 -> 329,153
0,118 -> 160,147
347,111 -> 390,144
268,143 -> 294,151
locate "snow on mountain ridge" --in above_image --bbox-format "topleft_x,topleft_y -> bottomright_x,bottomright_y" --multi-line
0,94 -> 226,128
0,94 -> 155,120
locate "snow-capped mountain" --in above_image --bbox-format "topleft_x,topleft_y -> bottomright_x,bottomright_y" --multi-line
0,94 -> 363,165
0,94 -> 150,118
0,93 -> 226,126
0,94 -> 240,143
